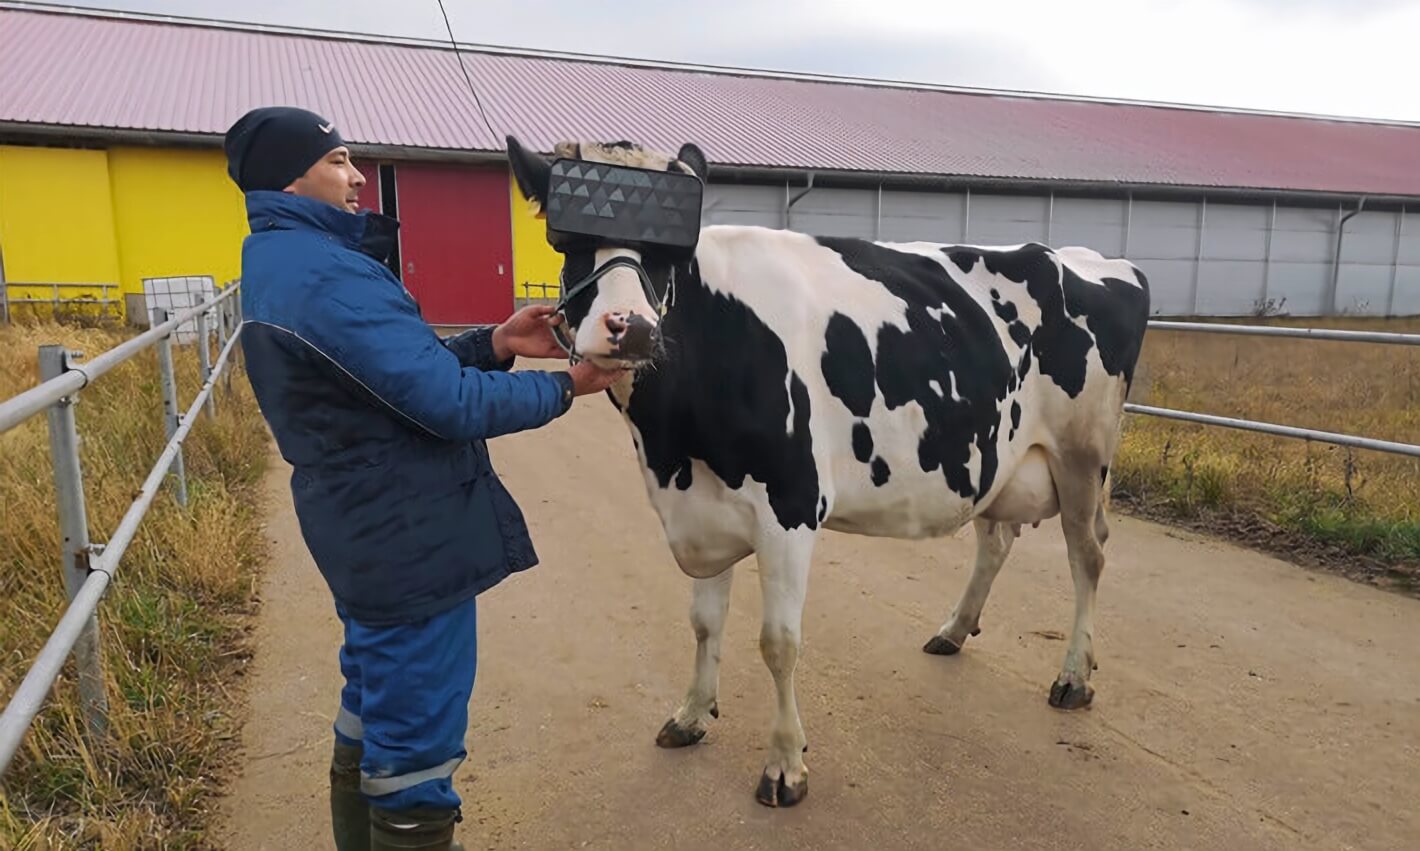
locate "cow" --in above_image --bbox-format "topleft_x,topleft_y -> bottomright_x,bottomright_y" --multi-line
506,135 -> 1151,807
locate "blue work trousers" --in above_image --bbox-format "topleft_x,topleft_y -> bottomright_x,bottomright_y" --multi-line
332,595 -> 478,812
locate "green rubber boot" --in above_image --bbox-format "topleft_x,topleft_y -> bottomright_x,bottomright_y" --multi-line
369,806 -> 465,851
330,741 -> 370,851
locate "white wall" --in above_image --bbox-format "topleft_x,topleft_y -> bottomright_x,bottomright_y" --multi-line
704,181 -> 1416,317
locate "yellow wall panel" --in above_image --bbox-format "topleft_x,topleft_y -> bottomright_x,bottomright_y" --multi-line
0,145 -> 123,307
108,146 -> 248,299
509,174 -> 563,300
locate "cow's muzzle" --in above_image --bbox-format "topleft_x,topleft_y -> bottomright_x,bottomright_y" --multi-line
607,313 -> 658,361
553,255 -> 674,365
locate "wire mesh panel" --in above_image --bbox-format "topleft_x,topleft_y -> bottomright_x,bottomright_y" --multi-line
142,276 -> 216,343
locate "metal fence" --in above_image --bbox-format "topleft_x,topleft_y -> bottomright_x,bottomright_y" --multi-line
0,281 -> 244,777
2,282 -> 123,324
515,281 -> 561,309
1130,319 -> 1420,457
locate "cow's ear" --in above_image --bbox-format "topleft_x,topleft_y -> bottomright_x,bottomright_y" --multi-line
676,143 -> 709,181
507,135 -> 551,217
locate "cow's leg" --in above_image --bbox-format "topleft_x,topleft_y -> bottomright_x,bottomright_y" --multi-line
754,531 -> 814,808
924,518 -> 1016,656
1048,457 -> 1108,710
657,567 -> 735,748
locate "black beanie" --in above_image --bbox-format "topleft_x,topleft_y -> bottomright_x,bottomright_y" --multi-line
223,106 -> 348,193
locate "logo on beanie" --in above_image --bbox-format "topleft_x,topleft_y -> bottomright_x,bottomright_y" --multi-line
318,122 -> 334,134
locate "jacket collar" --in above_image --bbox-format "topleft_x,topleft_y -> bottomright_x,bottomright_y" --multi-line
246,190 -> 400,264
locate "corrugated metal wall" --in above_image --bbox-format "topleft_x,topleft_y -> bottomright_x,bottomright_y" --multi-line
704,183 -> 1418,317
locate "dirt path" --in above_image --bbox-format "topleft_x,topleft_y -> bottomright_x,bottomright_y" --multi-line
218,366 -> 1420,851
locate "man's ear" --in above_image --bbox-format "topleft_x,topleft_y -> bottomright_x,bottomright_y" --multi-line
507,135 -> 551,216
676,143 -> 709,180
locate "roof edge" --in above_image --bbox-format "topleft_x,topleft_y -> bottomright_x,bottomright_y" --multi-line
2,121 -> 1415,206
4,1 -> 1418,130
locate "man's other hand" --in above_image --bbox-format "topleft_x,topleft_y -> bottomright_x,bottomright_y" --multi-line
569,360 -> 627,396
491,305 -> 567,361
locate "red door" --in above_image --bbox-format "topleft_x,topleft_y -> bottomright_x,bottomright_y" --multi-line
394,163 -> 513,326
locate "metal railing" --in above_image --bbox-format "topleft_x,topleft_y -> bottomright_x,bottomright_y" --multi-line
1129,319 -> 1420,457
515,281 -> 561,308
2,282 -> 122,324
0,281 -> 245,777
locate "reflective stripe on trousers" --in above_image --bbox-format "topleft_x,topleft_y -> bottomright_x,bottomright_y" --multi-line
335,704 -> 364,741
361,755 -> 465,797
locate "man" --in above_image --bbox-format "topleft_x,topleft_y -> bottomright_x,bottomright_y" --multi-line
223,106 -> 622,851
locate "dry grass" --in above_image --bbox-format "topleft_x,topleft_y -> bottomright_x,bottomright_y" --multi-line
0,319 -> 270,850
1116,316 -> 1420,590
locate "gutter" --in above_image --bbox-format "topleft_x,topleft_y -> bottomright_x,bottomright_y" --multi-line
784,172 -> 816,228
1329,196 -> 1368,314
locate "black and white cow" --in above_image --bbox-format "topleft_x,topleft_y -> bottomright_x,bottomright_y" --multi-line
508,136 -> 1151,808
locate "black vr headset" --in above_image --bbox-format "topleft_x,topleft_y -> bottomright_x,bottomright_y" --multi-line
543,157 -> 705,261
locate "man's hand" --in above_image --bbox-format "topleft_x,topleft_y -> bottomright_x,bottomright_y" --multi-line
491,305 -> 567,362
569,360 -> 628,396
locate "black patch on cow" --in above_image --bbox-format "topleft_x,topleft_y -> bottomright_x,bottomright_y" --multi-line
818,496 -> 828,523
852,423 -> 874,463
822,314 -> 876,418
950,244 -> 1150,398
817,238 -> 1015,501
992,297 -> 1016,322
953,244 -> 1093,396
676,463 -> 693,490
871,457 -> 891,487
1010,401 -> 1022,440
624,262 -> 820,531
991,293 -> 1033,349
1063,272 -> 1152,390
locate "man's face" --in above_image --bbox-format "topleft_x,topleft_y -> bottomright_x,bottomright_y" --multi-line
286,146 -> 365,213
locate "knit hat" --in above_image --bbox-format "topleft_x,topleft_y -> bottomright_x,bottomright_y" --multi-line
223,106 -> 347,193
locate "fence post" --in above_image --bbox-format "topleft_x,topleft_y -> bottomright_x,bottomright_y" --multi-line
218,298 -> 233,395
231,291 -> 244,371
37,345 -> 110,741
196,308 -> 215,417
153,308 -> 189,507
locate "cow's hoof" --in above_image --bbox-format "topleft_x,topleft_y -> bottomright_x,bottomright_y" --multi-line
923,635 -> 962,656
755,768 -> 808,808
656,717 -> 707,748
1048,677 -> 1094,710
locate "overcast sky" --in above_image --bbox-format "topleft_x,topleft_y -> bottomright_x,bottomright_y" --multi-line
57,0 -> 1420,122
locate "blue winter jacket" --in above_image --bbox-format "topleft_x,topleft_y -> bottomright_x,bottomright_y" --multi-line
238,191 -> 575,626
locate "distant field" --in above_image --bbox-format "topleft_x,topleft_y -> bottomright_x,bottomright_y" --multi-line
0,321 -> 269,850
1116,316 -> 1420,593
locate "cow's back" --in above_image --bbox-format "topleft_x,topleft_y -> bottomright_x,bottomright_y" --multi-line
616,226 -> 1149,545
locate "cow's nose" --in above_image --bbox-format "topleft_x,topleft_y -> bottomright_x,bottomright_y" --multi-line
605,313 -> 657,360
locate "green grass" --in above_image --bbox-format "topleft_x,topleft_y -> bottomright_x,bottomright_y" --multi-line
0,319 -> 270,850
1116,316 -> 1420,578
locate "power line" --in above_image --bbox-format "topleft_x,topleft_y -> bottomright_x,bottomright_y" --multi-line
434,0 -> 499,143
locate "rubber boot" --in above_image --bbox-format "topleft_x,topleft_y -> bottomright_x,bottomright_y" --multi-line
330,741 -> 371,851
370,806 -> 465,851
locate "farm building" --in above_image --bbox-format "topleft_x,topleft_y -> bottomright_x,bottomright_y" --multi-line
2,2 -> 1419,325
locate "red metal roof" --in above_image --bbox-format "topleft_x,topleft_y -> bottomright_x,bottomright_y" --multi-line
3,6 -> 1419,198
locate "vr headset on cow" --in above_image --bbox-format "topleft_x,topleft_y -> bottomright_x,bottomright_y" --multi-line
538,154 -> 706,359
543,157 -> 704,259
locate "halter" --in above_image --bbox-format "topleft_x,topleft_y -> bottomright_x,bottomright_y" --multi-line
551,254 -> 677,364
